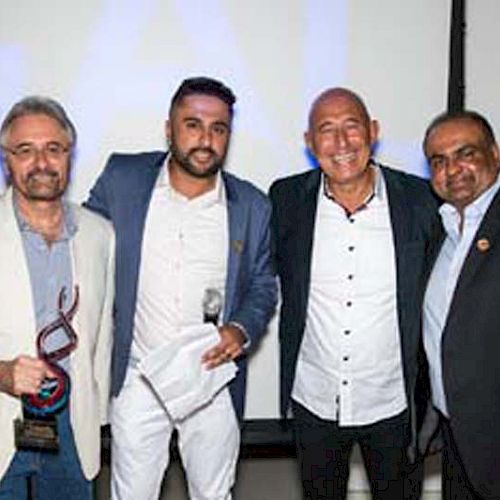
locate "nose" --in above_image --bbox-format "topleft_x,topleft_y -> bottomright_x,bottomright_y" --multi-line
33,148 -> 50,169
333,127 -> 348,148
444,156 -> 462,177
199,128 -> 213,148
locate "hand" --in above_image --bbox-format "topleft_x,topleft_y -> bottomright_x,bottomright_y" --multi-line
0,356 -> 54,397
201,324 -> 246,370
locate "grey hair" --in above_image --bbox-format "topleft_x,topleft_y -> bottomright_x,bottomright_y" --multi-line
0,96 -> 77,148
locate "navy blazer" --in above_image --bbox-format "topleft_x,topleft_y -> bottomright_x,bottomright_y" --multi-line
85,151 -> 277,420
269,165 -> 438,458
426,189 -> 500,498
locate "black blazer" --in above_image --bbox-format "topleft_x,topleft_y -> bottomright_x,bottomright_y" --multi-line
429,188 -> 500,498
269,165 -> 438,458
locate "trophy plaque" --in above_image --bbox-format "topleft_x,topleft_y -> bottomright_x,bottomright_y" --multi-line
14,286 -> 79,452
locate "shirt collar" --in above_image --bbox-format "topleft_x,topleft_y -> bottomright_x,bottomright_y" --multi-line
158,154 -> 226,207
14,197 -> 77,242
439,172 -> 500,238
321,159 -> 385,215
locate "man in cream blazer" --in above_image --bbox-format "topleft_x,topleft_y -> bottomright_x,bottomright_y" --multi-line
0,96 -> 114,499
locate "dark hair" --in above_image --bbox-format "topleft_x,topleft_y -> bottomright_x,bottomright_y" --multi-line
423,110 -> 497,155
0,95 -> 77,148
170,77 -> 236,118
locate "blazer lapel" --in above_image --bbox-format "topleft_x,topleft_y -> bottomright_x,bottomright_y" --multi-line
223,175 -> 247,320
0,190 -> 36,357
382,168 -> 420,367
450,189 -> 500,300
383,167 -> 413,254
296,169 -> 322,297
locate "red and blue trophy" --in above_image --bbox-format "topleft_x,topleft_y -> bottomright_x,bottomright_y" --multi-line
15,287 -> 79,452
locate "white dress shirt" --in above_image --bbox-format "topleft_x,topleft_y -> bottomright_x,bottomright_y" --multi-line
292,166 -> 407,426
423,175 -> 500,417
131,164 -> 228,359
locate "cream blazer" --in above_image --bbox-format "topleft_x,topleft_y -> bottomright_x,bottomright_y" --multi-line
0,189 -> 114,480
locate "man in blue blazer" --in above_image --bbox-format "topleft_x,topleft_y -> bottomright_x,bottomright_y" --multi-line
85,77 -> 276,500
270,88 -> 438,499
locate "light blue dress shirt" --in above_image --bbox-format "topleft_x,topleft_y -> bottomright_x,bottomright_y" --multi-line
423,175 -> 500,416
15,200 -> 76,372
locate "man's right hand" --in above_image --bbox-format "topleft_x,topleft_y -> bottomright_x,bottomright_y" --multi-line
0,356 -> 54,397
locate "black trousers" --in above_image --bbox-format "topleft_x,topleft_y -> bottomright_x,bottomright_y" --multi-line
293,401 -> 422,500
440,415 -> 484,500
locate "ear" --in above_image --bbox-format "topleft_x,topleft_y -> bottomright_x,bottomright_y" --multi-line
369,119 -> 380,146
304,130 -> 313,153
491,142 -> 500,167
165,120 -> 171,143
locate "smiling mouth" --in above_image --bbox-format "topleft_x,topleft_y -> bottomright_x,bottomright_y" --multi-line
332,153 -> 356,164
190,150 -> 215,163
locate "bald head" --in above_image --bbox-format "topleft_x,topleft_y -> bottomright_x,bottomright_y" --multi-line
308,87 -> 371,130
304,86 -> 378,192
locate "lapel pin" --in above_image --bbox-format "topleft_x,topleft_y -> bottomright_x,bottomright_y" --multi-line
476,238 -> 490,252
232,240 -> 244,254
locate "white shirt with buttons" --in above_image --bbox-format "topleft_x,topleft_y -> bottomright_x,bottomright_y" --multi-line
292,166 -> 407,426
131,164 -> 228,360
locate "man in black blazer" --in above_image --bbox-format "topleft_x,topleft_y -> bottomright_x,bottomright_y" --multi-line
270,87 -> 437,499
423,110 -> 500,499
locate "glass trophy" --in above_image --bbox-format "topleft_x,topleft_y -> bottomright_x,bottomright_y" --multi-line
14,286 -> 79,452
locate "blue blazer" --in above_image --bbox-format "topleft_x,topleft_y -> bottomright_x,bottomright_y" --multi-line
85,151 -> 277,420
269,165 -> 438,459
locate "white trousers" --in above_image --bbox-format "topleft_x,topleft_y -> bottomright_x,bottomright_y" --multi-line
110,364 -> 240,500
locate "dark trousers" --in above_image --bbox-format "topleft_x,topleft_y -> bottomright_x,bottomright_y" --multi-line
293,401 -> 422,500
441,415 -> 484,500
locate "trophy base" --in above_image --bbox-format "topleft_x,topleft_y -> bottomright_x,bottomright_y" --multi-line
14,417 -> 59,452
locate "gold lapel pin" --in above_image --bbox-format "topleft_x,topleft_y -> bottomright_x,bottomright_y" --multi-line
476,238 -> 490,252
232,240 -> 244,254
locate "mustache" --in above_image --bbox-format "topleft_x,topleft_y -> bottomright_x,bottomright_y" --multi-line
26,168 -> 59,180
187,147 -> 217,157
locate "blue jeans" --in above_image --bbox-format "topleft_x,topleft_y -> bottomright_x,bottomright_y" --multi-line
0,406 -> 92,500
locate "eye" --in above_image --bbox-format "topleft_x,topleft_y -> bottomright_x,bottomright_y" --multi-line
15,144 -> 34,156
317,123 -> 335,134
212,124 -> 228,136
184,119 -> 200,130
46,143 -> 65,154
456,147 -> 477,162
343,120 -> 362,133
429,157 -> 445,171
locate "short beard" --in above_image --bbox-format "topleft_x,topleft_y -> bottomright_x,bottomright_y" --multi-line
169,142 -> 226,179
9,167 -> 67,202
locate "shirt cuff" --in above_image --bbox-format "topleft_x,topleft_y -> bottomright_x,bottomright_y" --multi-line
228,321 -> 251,351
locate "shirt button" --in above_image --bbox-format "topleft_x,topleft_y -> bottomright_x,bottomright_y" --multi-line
346,301 -> 352,307
347,274 -> 354,280
344,330 -> 351,335
348,245 -> 355,252
349,217 -> 355,223
342,380 -> 348,386
343,356 -> 349,361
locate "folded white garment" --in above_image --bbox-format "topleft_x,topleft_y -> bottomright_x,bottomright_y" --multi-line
138,324 -> 238,421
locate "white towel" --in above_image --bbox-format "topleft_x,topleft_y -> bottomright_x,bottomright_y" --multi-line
138,324 -> 238,421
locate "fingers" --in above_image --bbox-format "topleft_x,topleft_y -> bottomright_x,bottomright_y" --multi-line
202,333 -> 243,370
1,356 -> 51,397
201,343 -> 233,369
